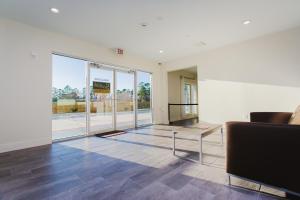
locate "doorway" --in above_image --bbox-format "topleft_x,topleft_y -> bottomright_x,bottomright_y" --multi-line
167,66 -> 198,124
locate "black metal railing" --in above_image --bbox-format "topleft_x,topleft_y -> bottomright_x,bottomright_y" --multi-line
168,103 -> 198,123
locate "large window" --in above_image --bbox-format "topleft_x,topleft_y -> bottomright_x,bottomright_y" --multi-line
52,54 -> 153,140
137,71 -> 152,126
52,55 -> 87,140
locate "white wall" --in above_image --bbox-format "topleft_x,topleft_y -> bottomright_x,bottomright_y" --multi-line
163,26 -> 300,124
0,18 -> 162,153
199,80 -> 300,124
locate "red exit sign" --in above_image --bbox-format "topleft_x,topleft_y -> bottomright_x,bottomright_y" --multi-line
115,48 -> 124,55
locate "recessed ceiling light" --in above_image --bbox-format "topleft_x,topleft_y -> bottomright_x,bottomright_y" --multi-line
242,20 -> 251,25
50,8 -> 59,14
140,22 -> 148,27
159,50 -> 164,53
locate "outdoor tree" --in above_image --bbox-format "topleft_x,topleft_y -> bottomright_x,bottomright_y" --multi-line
138,82 -> 150,109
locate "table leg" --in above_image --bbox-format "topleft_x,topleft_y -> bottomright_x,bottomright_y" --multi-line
199,135 -> 203,164
221,127 -> 224,145
173,131 -> 176,155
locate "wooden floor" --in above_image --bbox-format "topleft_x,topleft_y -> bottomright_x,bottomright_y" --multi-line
0,126 -> 285,200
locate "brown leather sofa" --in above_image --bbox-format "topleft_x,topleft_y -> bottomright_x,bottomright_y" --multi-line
226,111 -> 300,197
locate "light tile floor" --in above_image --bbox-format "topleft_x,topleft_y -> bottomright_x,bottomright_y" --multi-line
62,125 -> 286,199
0,125 -> 287,199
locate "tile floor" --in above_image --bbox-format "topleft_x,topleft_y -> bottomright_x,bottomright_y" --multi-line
0,125 -> 287,199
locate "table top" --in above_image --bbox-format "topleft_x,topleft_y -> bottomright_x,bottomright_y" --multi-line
152,121 -> 222,136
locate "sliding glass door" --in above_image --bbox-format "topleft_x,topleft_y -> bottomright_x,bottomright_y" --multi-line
89,67 -> 114,133
52,54 -> 153,140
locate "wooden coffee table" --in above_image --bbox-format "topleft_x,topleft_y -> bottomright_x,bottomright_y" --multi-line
153,122 -> 223,164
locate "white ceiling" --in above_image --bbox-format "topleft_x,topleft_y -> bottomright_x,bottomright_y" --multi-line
1,0 -> 300,62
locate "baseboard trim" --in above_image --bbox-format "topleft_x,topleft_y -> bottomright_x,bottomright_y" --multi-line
0,137 -> 52,153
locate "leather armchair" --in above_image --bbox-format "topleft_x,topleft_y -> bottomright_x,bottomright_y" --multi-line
226,112 -> 300,196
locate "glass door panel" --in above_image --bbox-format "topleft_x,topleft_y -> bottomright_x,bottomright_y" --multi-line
116,71 -> 135,129
89,67 -> 114,133
137,71 -> 152,126
52,54 -> 87,140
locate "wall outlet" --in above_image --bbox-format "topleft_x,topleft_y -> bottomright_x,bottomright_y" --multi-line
31,51 -> 38,59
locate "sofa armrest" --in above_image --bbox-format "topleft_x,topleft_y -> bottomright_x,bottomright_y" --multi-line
226,121 -> 300,194
250,112 -> 292,123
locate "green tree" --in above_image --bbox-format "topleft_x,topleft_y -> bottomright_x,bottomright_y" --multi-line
138,82 -> 151,109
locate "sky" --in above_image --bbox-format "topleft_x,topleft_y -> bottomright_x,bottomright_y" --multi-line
52,54 -> 151,91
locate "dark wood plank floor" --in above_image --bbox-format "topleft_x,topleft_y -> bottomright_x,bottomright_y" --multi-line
0,127 -> 284,200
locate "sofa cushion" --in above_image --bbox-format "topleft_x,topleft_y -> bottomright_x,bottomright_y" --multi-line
289,105 -> 300,125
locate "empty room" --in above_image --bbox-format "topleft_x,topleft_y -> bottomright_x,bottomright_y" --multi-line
0,0 -> 300,199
